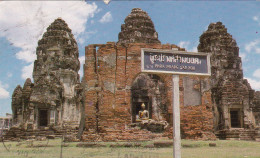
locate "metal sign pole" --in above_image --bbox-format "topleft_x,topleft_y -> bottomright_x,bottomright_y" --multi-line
173,75 -> 181,158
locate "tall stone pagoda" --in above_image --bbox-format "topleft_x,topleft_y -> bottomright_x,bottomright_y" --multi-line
11,18 -> 83,130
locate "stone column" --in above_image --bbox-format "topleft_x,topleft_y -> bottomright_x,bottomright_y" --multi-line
27,107 -> 35,130
50,109 -> 56,125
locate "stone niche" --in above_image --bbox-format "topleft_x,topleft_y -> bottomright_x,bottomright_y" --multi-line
130,73 -> 169,133
131,73 -> 168,123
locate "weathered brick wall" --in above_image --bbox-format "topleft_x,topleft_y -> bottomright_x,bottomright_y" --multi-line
84,42 -> 215,140
179,75 -> 215,140
85,44 -> 100,132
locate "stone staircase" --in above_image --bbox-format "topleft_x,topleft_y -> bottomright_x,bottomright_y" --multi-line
216,128 -> 259,141
3,126 -> 78,141
255,129 -> 260,142
239,130 -> 256,140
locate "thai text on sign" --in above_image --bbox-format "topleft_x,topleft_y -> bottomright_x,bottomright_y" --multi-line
141,49 -> 211,76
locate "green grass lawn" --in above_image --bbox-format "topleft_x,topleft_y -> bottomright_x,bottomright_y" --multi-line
1,139 -> 260,158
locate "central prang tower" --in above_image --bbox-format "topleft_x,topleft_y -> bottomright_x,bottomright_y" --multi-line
118,8 -> 160,44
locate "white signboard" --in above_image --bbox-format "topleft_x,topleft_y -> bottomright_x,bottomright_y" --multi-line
141,48 -> 211,76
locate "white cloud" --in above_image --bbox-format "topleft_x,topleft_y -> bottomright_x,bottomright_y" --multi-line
0,81 -> 9,99
178,41 -> 198,52
245,39 -> 260,54
78,38 -> 85,45
246,77 -> 260,91
7,72 -> 12,78
21,63 -> 34,80
245,39 -> 260,53
253,16 -> 258,21
253,69 -> 260,79
247,68 -> 260,90
190,47 -> 198,52
0,1 -> 98,80
78,56 -> 85,79
77,30 -> 97,45
253,15 -> 260,25
178,41 -> 190,49
257,48 -> 260,54
239,52 -> 247,62
16,50 -> 37,63
99,11 -> 113,23
1,82 -> 9,89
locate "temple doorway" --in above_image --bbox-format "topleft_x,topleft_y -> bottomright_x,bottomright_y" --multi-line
131,73 -> 168,123
230,109 -> 242,128
39,109 -> 48,127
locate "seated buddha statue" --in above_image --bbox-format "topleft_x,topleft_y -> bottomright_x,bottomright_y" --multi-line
138,103 -> 149,120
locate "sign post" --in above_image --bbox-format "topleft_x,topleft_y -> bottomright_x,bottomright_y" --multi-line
141,48 -> 211,158
172,74 -> 181,158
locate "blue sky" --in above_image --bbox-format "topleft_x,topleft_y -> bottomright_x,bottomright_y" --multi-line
0,1 -> 260,116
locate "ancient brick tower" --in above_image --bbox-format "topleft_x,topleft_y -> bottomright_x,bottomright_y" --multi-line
198,22 -> 260,139
84,8 -> 215,141
118,8 -> 160,44
12,18 -> 83,130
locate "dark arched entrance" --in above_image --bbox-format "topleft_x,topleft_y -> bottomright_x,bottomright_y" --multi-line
131,73 -> 168,123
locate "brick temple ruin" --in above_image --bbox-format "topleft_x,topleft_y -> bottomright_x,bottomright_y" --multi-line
5,8 -> 260,141
0,113 -> 12,136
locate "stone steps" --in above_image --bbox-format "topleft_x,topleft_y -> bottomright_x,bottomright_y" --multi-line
216,129 -> 258,140
3,127 -> 79,141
